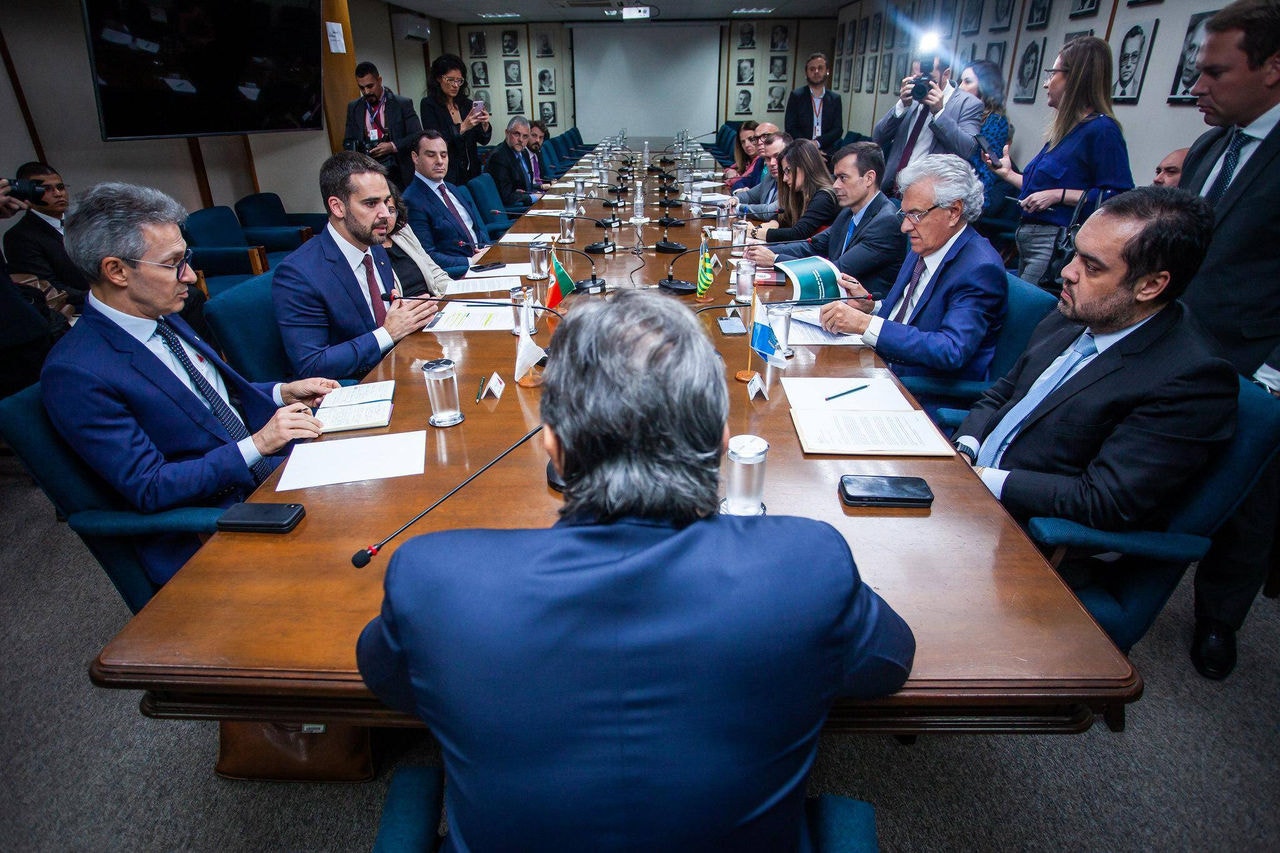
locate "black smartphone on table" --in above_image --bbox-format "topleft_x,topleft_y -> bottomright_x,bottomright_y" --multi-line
216,503 -> 306,533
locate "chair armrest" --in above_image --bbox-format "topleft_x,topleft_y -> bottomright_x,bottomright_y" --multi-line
1026,517 -> 1212,563
934,408 -> 969,433
898,375 -> 989,406
191,247 -> 256,276
69,507 -> 225,537
285,213 -> 330,233
242,226 -> 306,253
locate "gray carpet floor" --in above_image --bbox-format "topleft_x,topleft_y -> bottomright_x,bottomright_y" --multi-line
2,456 -> 1276,851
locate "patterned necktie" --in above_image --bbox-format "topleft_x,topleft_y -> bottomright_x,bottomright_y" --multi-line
1204,129 -> 1252,206
362,254 -> 388,324
438,185 -> 475,248
976,333 -> 1098,468
530,150 -> 542,184
154,319 -> 273,484
890,257 -> 927,324
894,108 -> 931,188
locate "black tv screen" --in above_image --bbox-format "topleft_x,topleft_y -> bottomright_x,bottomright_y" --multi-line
82,0 -> 323,140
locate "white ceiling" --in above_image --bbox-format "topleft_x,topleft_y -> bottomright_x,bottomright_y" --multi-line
388,1 -> 841,25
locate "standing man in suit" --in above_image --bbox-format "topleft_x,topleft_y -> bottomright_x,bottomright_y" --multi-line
746,142 -> 906,299
343,62 -> 423,191
40,183 -> 337,585
818,155 -> 1006,384
485,116 -> 541,208
1178,0 -> 1280,679
874,55 -> 984,194
273,153 -> 439,381
402,131 -> 490,278
784,53 -> 844,156
3,162 -> 88,307
357,290 -> 915,849
954,188 -> 1237,583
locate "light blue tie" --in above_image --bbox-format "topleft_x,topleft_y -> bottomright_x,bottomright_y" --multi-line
976,333 -> 1098,468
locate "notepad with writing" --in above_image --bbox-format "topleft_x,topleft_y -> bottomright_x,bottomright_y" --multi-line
789,409 -> 955,456
314,380 -> 395,433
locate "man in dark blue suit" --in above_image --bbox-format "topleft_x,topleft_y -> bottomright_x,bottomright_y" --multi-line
819,154 -> 1006,383
40,183 -> 337,585
484,116 -> 540,207
358,290 -> 915,850
746,141 -> 906,299
273,152 -> 439,381
784,52 -> 844,155
402,130 -> 489,278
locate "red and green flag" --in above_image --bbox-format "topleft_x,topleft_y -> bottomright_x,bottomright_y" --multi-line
546,251 -> 576,309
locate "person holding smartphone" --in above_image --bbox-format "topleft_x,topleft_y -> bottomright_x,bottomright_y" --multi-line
420,54 -> 492,185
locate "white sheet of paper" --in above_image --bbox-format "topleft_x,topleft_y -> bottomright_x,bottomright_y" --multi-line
467,262 -> 533,279
789,410 -> 954,456
523,209 -> 566,217
429,300 -> 516,332
693,180 -> 723,189
498,233 -> 551,244
699,193 -> 734,204
540,193 -> 565,200
318,380 -> 395,407
779,377 -> 912,411
444,277 -> 523,296
325,21 -> 347,53
276,430 -> 425,491
779,312 -> 864,346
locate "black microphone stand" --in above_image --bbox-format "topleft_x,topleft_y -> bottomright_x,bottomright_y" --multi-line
553,245 -> 609,293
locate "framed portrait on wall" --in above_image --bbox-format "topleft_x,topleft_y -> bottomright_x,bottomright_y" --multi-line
1026,0 -> 1051,31
897,52 -> 910,83
538,101 -> 558,127
735,89 -> 753,115
844,58 -> 853,92
985,41 -> 1007,74
737,22 -> 756,49
866,56 -> 878,93
880,53 -> 894,93
1070,0 -> 1099,18
870,14 -> 883,52
833,55 -> 843,89
737,57 -> 756,84
939,0 -> 958,39
1129,0 -> 1163,5
1065,29 -> 1095,44
767,85 -> 787,111
506,88 -> 524,113
770,24 -> 790,51
857,18 -> 869,54
855,55 -> 865,92
470,60 -> 490,87
1169,11 -> 1212,102
533,31 -> 555,58
960,0 -> 984,36
1112,18 -> 1159,103
991,0 -> 1014,32
884,14 -> 897,50
899,3 -> 913,48
769,55 -> 788,81
537,68 -> 556,95
501,30 -> 519,56
846,21 -> 857,54
504,60 -> 522,86
1012,38 -> 1046,103
468,31 -> 486,57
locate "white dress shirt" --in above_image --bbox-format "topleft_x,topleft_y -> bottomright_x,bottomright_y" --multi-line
891,83 -> 957,168
862,226 -> 965,346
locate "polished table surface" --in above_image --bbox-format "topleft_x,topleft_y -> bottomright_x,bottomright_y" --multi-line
91,165 -> 1141,735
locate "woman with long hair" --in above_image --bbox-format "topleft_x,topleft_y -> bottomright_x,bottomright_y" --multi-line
419,54 -> 492,185
723,121 -> 763,190
752,138 -> 838,243
957,59 -> 1012,215
382,190 -> 451,299
987,36 -> 1134,286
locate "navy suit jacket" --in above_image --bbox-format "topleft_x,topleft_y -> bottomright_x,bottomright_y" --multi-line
873,225 -> 1005,381
358,513 -> 915,851
41,304 -> 278,583
272,228 -> 394,380
784,86 -> 844,153
958,304 -> 1237,531
402,176 -> 488,278
3,212 -> 89,305
1179,120 -> 1280,376
484,143 -> 534,207
774,193 -> 907,299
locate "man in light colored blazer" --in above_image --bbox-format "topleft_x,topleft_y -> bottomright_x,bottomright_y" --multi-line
874,57 -> 984,193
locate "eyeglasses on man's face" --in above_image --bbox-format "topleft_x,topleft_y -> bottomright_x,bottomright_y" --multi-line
895,204 -> 942,224
125,247 -> 193,281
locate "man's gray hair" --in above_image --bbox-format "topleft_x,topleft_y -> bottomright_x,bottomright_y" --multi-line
64,183 -> 188,283
897,154 -> 985,222
506,115 -> 530,131
540,290 -> 729,523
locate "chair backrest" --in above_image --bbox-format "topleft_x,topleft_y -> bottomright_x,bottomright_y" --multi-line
204,271 -> 294,383
465,174 -> 515,227
1169,377 -> 1280,536
184,206 -> 249,248
988,274 -> 1059,381
0,385 -> 159,611
234,193 -> 288,229
566,126 -> 584,148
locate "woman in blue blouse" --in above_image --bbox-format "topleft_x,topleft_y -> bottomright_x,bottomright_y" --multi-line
988,37 -> 1134,287
958,60 -> 1012,216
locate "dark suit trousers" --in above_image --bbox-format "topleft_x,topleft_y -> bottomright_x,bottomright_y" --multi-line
1195,457 -> 1280,629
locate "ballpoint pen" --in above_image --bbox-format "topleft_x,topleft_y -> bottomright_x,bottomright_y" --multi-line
825,384 -> 869,401
475,377 -> 487,403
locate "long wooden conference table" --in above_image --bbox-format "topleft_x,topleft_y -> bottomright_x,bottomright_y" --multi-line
91,156 -> 1140,778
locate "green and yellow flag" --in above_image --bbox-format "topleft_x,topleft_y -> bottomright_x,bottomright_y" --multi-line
695,235 -> 714,298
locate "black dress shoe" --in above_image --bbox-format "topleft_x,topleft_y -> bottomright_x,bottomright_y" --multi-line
1191,619 -> 1237,680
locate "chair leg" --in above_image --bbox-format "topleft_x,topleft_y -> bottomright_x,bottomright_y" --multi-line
1103,703 -> 1126,732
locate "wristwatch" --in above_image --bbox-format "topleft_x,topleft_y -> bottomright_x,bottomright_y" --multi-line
954,441 -> 977,464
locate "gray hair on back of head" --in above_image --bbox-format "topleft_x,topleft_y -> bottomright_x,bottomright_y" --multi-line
897,154 -> 985,222
63,182 -> 188,283
540,290 -> 729,524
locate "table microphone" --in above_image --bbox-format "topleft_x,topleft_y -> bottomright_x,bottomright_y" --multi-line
656,236 -> 816,293
352,425 -> 545,568
554,246 -> 608,292
381,293 -> 565,320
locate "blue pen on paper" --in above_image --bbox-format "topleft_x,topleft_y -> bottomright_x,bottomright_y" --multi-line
825,384 -> 869,402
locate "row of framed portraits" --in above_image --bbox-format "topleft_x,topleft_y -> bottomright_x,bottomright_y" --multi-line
465,60 -> 558,92
466,30 -> 557,59
468,86 -> 561,126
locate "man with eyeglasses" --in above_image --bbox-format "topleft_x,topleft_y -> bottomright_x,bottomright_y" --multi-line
817,155 -> 1006,396
485,116 -> 543,208
343,61 -> 423,190
731,123 -> 788,220
40,182 -> 340,587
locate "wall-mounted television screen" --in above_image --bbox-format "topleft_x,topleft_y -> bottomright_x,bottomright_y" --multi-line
82,0 -> 323,140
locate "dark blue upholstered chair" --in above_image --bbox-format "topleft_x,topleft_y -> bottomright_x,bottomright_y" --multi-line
465,174 -> 520,236
0,385 -> 222,613
204,271 -> 294,384
233,192 -> 328,238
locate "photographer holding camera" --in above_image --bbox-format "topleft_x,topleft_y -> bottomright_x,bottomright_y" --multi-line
873,53 -> 983,195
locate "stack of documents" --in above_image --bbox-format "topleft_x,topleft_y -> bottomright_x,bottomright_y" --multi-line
313,381 -> 395,433
780,378 -> 954,456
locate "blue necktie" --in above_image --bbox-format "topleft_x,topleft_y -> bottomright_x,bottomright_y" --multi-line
154,319 -> 273,484
976,333 -> 1098,468
1204,129 -> 1251,206
840,213 -> 858,255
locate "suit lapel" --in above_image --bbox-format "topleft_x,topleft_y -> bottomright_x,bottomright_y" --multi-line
1185,128 -> 1231,195
847,194 -> 887,254
1213,122 -> 1280,222
910,226 -> 973,319
320,230 -> 378,330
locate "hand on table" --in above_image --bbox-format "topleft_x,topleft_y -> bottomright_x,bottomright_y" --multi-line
252,403 -> 324,455
383,291 -> 440,341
